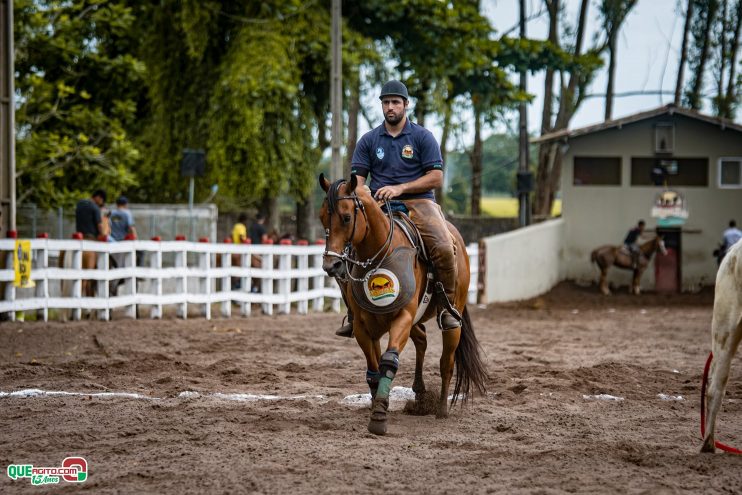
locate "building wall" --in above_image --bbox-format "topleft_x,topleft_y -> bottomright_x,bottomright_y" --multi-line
560,114 -> 742,290
482,218 -> 565,303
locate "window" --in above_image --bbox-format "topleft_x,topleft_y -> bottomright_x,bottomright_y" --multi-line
631,157 -> 708,186
718,158 -> 742,188
654,123 -> 675,153
573,156 -> 621,186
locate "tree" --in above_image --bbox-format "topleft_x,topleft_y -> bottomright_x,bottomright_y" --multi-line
675,0 -> 695,105
600,0 -> 638,120
684,0 -> 720,109
712,0 -> 742,117
533,0 -> 605,217
14,0 -> 144,209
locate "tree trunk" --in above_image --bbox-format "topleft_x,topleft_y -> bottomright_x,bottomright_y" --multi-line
296,198 -> 314,242
605,32 -> 617,120
261,196 -> 279,236
437,97 -> 453,204
414,80 -> 430,127
346,75 -> 360,174
675,0 -> 695,105
717,0 -> 729,115
469,103 -> 483,217
722,0 -> 742,118
535,0 -> 560,216
535,0 -> 589,217
689,0 -> 720,109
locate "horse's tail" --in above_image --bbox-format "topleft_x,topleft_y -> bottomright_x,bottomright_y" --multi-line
451,306 -> 488,406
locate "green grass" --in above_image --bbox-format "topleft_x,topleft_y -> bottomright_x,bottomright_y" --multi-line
480,196 -> 562,218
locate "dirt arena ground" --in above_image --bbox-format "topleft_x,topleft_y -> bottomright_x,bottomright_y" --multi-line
1,282 -> 741,494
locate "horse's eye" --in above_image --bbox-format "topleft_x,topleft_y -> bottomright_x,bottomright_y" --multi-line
342,214 -> 351,224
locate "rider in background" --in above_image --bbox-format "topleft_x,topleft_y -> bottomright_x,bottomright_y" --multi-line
721,220 -> 742,260
624,220 -> 645,269
334,80 -> 458,337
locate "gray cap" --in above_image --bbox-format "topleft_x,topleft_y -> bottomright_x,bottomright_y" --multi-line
379,80 -> 409,100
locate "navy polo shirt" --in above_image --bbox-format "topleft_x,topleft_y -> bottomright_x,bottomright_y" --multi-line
351,119 -> 443,200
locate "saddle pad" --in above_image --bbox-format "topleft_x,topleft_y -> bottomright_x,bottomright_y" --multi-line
351,247 -> 417,314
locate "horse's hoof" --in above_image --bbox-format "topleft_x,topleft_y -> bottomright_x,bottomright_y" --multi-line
368,418 -> 387,435
701,438 -> 716,453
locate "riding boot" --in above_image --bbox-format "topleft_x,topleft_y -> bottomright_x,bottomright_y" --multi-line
335,312 -> 354,338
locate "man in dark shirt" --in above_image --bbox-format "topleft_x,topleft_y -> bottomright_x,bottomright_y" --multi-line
75,189 -> 107,240
623,220 -> 645,269
249,213 -> 268,245
334,80 -> 458,337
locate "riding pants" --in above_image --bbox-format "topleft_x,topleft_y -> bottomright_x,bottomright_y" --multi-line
402,199 -> 458,302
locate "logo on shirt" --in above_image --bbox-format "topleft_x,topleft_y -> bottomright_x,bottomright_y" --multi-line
376,147 -> 385,160
401,144 -> 414,159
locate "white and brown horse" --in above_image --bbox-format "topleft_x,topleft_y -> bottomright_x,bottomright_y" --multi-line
591,236 -> 667,295
701,240 -> 742,454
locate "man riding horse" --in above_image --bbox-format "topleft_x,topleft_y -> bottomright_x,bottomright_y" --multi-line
334,80 -> 460,337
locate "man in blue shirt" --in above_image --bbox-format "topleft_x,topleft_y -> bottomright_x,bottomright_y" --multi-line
335,80 -> 459,337
721,220 -> 742,257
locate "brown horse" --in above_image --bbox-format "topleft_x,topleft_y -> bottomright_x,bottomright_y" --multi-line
319,174 -> 488,436
591,236 -> 667,295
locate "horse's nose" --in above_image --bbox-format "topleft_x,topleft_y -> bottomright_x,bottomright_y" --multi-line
323,258 -> 343,277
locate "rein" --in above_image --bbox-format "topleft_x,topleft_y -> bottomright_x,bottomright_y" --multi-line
324,179 -> 395,283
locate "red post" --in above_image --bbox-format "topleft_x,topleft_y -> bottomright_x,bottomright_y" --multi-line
72,232 -> 84,240
297,239 -> 309,246
36,233 -> 49,239
279,239 -> 292,245
7,230 -> 17,239
175,235 -> 186,241
198,237 -> 210,243
151,236 -> 162,241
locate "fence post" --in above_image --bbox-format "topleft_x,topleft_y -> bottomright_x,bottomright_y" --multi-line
71,235 -> 82,321
297,240 -> 309,315
35,235 -> 49,322
175,236 -> 187,319
278,240 -> 292,314
96,249 -> 110,321
220,248 -> 232,318
240,242 -> 251,316
198,238 -> 211,319
3,244 -> 15,321
150,238 -> 163,319
261,240 -> 274,316
312,240 -> 324,312
121,245 -> 136,319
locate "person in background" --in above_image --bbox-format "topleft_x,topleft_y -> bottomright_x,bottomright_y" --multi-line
623,220 -> 645,269
230,213 -> 249,289
721,220 -> 742,260
249,212 -> 268,245
75,189 -> 107,240
109,196 -> 137,241
232,213 -> 248,244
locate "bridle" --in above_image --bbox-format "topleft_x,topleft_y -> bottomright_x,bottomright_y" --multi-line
323,179 -> 395,283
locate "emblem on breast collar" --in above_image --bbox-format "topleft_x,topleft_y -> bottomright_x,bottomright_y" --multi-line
401,144 -> 414,159
364,269 -> 400,307
376,147 -> 385,160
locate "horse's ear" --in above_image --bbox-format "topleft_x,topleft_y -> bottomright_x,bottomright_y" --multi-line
319,173 -> 330,192
350,173 -> 358,193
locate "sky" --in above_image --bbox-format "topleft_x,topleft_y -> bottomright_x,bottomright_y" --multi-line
358,0 -> 735,151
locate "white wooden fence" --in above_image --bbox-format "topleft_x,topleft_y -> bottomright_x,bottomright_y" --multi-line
0,239 -> 479,321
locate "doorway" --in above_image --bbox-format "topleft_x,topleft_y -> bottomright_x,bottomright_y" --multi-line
655,227 -> 681,292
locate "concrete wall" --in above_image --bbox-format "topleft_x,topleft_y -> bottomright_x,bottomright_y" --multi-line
482,218 -> 565,303
560,115 -> 742,290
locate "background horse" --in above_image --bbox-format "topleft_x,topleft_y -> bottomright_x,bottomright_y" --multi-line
319,173 -> 488,436
591,236 -> 666,295
701,240 -> 742,453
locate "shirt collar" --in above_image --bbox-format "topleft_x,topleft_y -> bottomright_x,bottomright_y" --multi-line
380,118 -> 412,137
